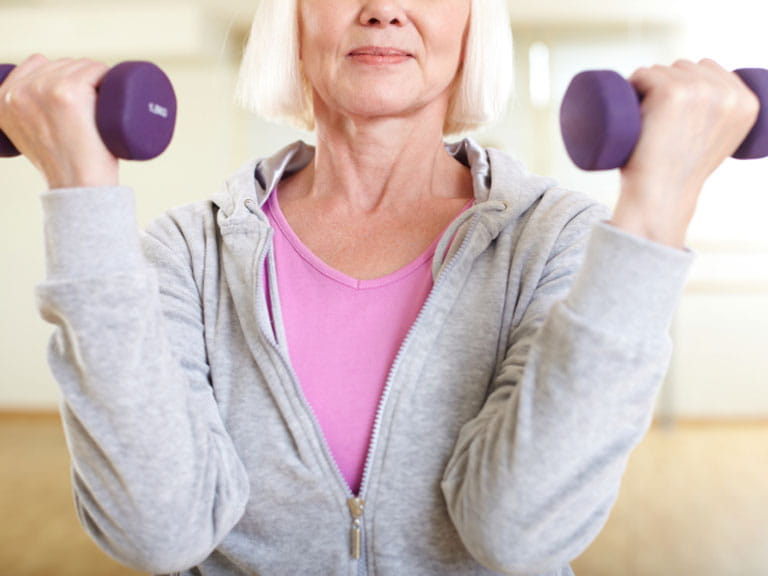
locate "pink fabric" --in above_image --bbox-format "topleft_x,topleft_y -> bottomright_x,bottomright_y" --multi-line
264,191 -> 438,494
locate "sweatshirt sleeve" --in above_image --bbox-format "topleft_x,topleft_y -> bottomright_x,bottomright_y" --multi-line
35,186 -> 250,574
441,217 -> 693,575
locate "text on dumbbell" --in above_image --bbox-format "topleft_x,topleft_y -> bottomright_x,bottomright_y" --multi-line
148,102 -> 169,119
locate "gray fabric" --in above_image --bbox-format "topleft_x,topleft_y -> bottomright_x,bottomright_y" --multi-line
36,138 -> 693,576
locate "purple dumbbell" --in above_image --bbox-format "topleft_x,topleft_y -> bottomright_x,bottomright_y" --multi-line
560,68 -> 768,171
0,61 -> 176,160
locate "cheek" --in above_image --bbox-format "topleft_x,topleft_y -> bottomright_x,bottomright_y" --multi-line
432,6 -> 470,65
298,3 -> 329,63
299,29 -> 328,85
299,2 -> 349,55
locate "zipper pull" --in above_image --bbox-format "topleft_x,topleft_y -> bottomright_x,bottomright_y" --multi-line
347,497 -> 365,560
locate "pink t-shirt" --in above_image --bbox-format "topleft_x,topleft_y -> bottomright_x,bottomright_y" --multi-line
264,191 -> 464,494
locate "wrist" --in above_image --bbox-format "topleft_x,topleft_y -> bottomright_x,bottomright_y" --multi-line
609,211 -> 686,249
43,157 -> 120,189
611,177 -> 700,249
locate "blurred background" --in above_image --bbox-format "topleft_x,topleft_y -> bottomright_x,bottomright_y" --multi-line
1,0 -> 767,575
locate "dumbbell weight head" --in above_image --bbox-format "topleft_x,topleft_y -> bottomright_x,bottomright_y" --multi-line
559,70 -> 642,171
96,61 -> 177,161
0,61 -> 176,161
0,64 -> 21,157
560,67 -> 768,171
732,68 -> 768,159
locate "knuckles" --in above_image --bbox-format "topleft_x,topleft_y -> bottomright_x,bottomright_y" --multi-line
0,55 -> 110,164
0,56 -> 104,122
640,60 -> 760,134
735,81 -> 761,128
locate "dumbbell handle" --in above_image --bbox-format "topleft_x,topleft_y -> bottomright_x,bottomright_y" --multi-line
0,61 -> 176,161
0,65 -> 19,157
560,68 -> 768,171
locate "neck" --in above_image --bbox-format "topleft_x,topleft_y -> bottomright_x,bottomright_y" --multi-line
298,104 -> 469,213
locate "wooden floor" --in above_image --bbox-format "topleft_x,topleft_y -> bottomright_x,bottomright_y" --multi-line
2,414 -> 767,576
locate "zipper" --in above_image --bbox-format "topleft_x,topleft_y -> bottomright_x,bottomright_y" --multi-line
248,197 -> 373,568
338,211 -> 486,570
348,496 -> 365,559
340,212 -> 487,568
356,210 -> 484,498
254,238 -> 368,566
253,199 -> 498,571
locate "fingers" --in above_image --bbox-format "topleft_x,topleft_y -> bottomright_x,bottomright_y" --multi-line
629,59 -> 759,134
3,55 -> 110,109
2,54 -> 110,106
626,58 -> 759,173
0,55 -> 118,188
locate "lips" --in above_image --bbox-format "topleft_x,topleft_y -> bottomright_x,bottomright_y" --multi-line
347,46 -> 413,60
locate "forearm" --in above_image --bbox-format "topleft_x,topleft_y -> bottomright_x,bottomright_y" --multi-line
37,186 -> 249,572
442,223 -> 692,574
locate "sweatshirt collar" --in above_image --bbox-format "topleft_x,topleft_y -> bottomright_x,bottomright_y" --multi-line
213,138 -> 557,230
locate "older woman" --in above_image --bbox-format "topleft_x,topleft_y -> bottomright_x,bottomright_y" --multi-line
0,0 -> 757,575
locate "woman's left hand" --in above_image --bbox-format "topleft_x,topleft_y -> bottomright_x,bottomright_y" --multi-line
611,59 -> 760,248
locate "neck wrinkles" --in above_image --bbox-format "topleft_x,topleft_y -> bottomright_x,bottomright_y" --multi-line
308,114 -> 469,213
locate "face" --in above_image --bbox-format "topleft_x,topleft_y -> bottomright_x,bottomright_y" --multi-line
298,0 -> 471,127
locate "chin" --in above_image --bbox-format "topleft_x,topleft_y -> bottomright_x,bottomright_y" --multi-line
314,81 -> 448,127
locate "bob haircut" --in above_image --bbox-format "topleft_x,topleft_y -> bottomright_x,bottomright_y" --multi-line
235,0 -> 514,136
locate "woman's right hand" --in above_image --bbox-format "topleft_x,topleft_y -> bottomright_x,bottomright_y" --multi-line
0,54 -> 119,189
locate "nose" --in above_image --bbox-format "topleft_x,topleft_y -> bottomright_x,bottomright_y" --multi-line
359,1 -> 408,27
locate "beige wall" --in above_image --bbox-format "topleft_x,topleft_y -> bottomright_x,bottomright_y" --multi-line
1,0 -> 768,416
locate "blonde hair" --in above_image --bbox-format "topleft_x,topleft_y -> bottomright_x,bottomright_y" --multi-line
235,0 -> 514,135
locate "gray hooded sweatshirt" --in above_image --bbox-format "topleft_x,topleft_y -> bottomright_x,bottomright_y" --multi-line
37,139 -> 692,576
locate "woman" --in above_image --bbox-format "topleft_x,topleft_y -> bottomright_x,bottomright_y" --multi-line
0,0 -> 758,575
